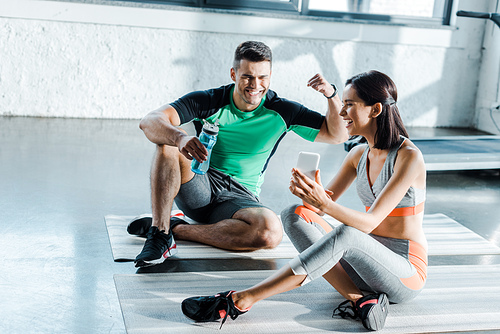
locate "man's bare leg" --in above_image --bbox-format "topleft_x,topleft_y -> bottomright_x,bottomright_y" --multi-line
150,143 -> 194,232
134,143 -> 195,266
151,143 -> 282,251
172,207 -> 283,251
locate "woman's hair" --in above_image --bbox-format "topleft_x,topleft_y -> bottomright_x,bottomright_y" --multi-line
233,41 -> 272,70
345,70 -> 409,149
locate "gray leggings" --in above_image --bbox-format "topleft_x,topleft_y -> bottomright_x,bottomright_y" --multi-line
281,205 -> 426,304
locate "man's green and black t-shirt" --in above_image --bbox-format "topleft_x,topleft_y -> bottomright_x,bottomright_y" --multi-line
171,84 -> 325,197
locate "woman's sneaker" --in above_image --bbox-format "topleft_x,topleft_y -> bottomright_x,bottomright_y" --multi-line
182,291 -> 247,328
333,293 -> 388,331
355,293 -> 388,331
134,226 -> 177,267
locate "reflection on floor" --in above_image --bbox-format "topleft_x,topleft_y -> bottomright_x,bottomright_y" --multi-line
0,116 -> 499,333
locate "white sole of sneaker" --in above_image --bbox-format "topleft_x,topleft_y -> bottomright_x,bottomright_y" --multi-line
135,241 -> 178,267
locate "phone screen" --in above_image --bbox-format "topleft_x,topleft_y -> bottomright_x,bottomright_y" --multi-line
296,152 -> 320,180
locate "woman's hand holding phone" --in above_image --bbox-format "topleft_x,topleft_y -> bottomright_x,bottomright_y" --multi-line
292,152 -> 333,212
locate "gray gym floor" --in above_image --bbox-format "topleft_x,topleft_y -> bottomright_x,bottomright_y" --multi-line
1,116 -> 499,333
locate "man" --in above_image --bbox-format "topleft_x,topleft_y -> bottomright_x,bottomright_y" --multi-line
129,41 -> 348,267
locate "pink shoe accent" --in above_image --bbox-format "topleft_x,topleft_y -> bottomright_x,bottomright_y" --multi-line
359,299 -> 378,309
162,243 -> 177,259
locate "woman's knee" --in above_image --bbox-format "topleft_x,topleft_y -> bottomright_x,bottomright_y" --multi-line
280,204 -> 301,233
334,224 -> 362,242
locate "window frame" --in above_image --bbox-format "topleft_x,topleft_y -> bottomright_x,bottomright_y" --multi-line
205,0 -> 300,13
301,0 -> 454,26
116,0 -> 455,27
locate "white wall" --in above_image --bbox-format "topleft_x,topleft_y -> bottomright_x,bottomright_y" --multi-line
474,1 -> 500,134
0,0 -> 494,130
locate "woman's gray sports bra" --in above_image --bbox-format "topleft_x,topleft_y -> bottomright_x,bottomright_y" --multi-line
356,136 -> 425,216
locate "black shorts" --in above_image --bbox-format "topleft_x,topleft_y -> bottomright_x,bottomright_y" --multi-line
174,167 -> 267,225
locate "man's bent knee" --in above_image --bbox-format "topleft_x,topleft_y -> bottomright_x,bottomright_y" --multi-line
234,208 -> 283,249
254,222 -> 283,249
154,144 -> 193,184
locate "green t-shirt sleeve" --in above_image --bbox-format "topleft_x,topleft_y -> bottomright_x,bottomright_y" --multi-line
289,124 -> 321,142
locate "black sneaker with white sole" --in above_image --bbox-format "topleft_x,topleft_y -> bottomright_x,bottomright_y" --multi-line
127,212 -> 187,237
134,226 -> 177,268
181,290 -> 247,329
127,214 -> 153,237
333,293 -> 388,331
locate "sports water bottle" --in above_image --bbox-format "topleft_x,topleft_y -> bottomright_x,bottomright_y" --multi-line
191,120 -> 219,175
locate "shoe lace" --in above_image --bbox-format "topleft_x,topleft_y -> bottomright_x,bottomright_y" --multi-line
143,228 -> 169,253
332,300 -> 358,320
214,291 -> 241,329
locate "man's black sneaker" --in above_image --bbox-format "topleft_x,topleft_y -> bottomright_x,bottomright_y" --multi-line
127,214 -> 153,237
181,290 -> 247,328
333,293 -> 388,331
134,226 -> 177,267
127,212 -> 187,237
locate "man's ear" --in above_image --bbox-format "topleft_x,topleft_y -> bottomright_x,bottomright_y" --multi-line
230,67 -> 236,82
371,103 -> 383,118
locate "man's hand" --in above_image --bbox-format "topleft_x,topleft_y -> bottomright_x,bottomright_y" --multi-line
308,73 -> 348,144
177,135 -> 208,163
307,73 -> 335,98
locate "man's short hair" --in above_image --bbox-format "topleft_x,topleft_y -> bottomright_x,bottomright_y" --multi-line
233,41 -> 272,70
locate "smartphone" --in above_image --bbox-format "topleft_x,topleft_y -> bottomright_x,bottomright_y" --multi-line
296,151 -> 320,180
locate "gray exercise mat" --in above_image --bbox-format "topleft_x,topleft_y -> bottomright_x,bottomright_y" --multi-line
105,212 -> 500,261
105,211 -> 299,261
114,265 -> 500,333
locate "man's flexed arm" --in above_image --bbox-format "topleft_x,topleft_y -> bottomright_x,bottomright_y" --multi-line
139,105 -> 208,163
307,73 -> 349,144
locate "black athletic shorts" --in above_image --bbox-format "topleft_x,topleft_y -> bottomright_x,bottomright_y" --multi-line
174,167 -> 267,225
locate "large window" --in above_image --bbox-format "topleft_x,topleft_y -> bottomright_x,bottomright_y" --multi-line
121,0 -> 454,26
305,0 -> 453,25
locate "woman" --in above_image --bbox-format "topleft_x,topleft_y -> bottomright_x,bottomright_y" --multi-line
181,70 -> 427,331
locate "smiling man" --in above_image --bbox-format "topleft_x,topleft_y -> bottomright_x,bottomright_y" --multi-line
130,41 -> 348,268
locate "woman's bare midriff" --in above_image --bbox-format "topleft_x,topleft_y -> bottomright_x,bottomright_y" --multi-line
370,213 -> 428,251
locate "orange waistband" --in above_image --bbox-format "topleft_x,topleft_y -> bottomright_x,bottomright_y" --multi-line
365,201 -> 425,217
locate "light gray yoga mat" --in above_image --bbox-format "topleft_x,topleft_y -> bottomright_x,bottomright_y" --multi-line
114,265 -> 500,333
105,210 -> 299,261
105,212 -> 500,261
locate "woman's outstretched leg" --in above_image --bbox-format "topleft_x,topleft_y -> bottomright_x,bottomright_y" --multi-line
231,265 -> 305,310
281,204 -> 363,301
231,263 -> 363,310
181,264 -> 306,327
